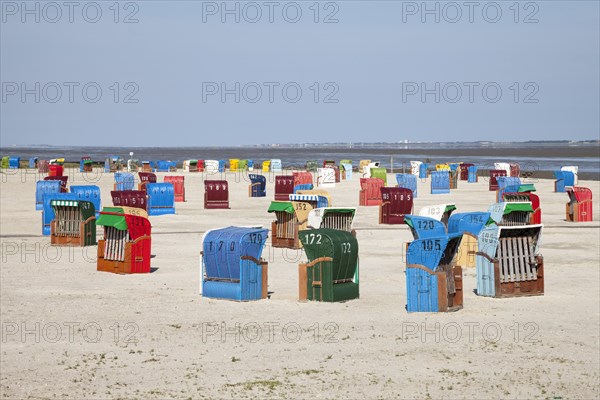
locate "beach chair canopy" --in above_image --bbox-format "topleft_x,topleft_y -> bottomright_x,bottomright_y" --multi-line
36,180 -> 62,210
114,172 -> 135,191
407,234 -> 462,271
307,207 -> 356,231
404,215 -> 447,239
202,226 -> 268,281
448,212 -> 491,236
396,173 -> 418,197
487,202 -> 533,226
96,206 -> 151,239
561,166 -> 578,184
70,185 -> 101,214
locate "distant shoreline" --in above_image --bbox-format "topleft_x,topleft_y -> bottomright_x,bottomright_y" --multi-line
3,143 -> 599,156
2,143 -> 598,180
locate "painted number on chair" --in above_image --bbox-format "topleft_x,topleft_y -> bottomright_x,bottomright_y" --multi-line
248,233 -> 263,244
304,233 -> 322,245
417,220 -> 435,230
469,214 -> 484,223
341,242 -> 351,253
422,239 -> 442,251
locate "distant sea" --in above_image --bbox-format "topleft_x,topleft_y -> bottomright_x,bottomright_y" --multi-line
2,143 -> 599,180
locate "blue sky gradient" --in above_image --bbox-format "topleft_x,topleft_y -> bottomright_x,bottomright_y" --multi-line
1,1 -> 599,146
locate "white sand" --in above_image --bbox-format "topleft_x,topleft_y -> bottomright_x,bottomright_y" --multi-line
1,168 -> 599,399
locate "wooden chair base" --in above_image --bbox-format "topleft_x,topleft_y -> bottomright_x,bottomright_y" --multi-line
271,221 -> 301,249
96,238 -> 150,274
406,264 -> 463,312
50,219 -> 96,247
51,235 -> 86,246
494,256 -> 544,298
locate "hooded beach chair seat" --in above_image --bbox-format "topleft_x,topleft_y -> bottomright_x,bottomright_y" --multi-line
370,167 -> 387,185
48,164 -> 64,177
554,170 -> 575,193
495,176 -> 522,202
396,173 -> 418,198
204,160 -> 219,174
114,172 -> 135,191
293,171 -> 313,186
38,160 -> 49,173
410,161 -> 422,176
405,233 -> 463,312
50,200 -> 96,247
503,192 -> 541,224
459,163 -> 474,180
341,163 -> 353,180
268,201 -> 306,249
489,169 -> 507,191
164,176 -> 185,202
248,174 -> 266,197
419,163 -> 429,179
566,186 -> 593,222
44,176 -> 68,192
70,185 -> 102,217
29,157 -> 39,169
271,159 -> 282,173
476,224 -> 543,297
358,160 -> 371,175
42,193 -> 78,235
404,215 -> 448,240
274,175 -> 295,200
262,160 -> 271,172
204,180 -> 229,209
430,171 -> 450,194
96,207 -> 152,274
105,156 -> 123,172
154,160 -> 176,172
138,172 -> 157,192
361,162 -> 380,178
561,166 -> 578,185
36,180 -> 62,210
8,157 -> 20,169
299,229 -> 359,302
359,178 -> 384,206
380,187 -> 413,225
467,165 -> 478,183
317,168 -> 336,188
80,157 -> 92,172
201,227 -> 269,301
111,190 -> 147,211
146,183 -> 175,215
142,160 -> 154,172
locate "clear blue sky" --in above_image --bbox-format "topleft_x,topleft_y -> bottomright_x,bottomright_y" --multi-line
1,1 -> 599,146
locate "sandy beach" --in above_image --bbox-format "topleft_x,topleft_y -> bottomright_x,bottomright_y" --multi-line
1,168 -> 599,399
